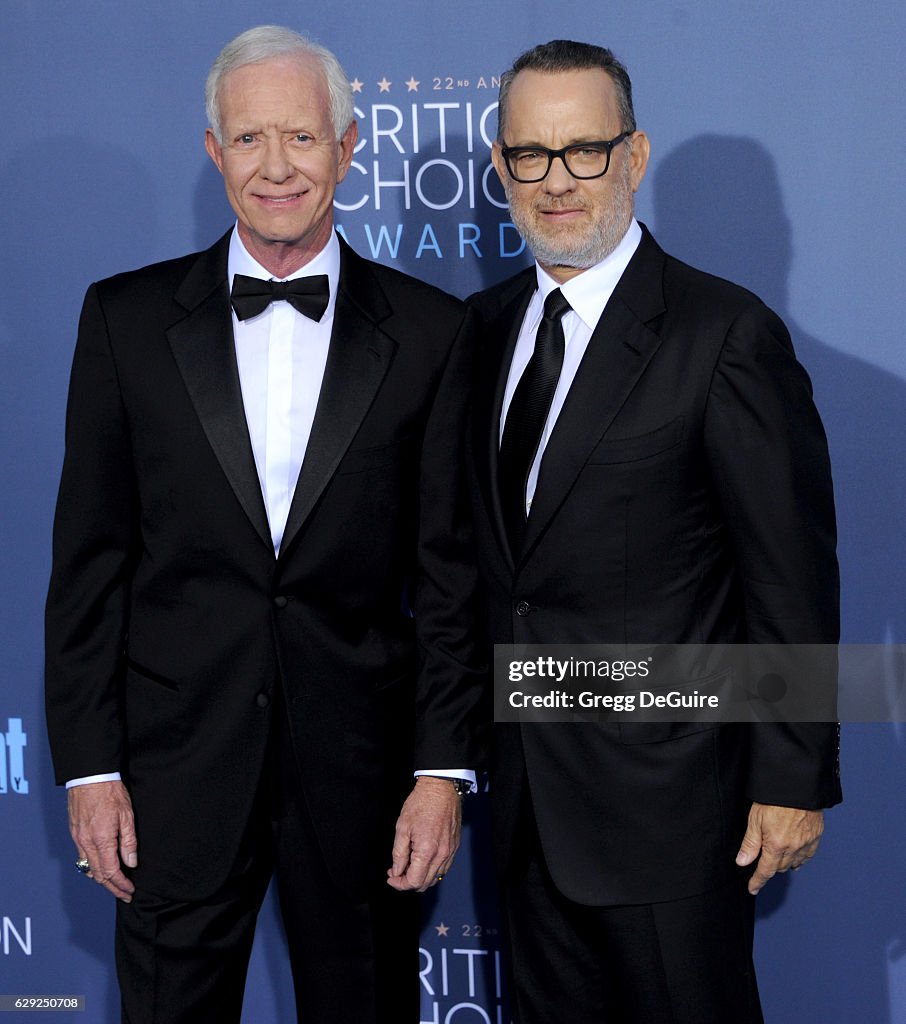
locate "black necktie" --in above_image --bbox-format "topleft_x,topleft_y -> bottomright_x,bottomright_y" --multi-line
499,288 -> 571,549
230,273 -> 330,322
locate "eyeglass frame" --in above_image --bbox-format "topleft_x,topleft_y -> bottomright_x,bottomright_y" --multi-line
500,131 -> 634,183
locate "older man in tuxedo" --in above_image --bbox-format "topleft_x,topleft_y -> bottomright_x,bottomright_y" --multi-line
45,25 -> 484,1024
468,39 -> 840,1024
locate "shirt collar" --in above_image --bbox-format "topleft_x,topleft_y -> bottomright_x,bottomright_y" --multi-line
227,225 -> 340,320
534,218 -> 642,331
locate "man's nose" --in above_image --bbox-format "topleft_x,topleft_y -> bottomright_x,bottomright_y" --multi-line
261,137 -> 293,182
542,154 -> 577,195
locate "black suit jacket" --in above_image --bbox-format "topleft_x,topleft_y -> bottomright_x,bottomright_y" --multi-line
468,224 -> 841,906
45,231 -> 485,902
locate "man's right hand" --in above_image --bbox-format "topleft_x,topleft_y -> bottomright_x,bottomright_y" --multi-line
68,781 -> 138,902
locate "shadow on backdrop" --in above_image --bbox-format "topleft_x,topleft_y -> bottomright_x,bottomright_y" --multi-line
651,134 -> 906,646
652,133 -> 906,1024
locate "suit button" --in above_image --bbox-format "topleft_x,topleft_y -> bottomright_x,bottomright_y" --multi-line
515,600 -> 531,616
273,595 -> 288,608
256,693 -> 270,708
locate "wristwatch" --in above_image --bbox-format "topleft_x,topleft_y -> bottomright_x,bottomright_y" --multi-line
424,776 -> 472,797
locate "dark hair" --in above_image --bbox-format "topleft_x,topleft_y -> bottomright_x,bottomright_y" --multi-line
497,39 -> 636,141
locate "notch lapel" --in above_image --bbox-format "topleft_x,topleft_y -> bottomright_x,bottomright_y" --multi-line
519,230 -> 668,563
472,273 -> 535,571
278,241 -> 397,557
167,233 -> 273,551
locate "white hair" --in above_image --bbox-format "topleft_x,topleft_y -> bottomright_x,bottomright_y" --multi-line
205,25 -> 354,143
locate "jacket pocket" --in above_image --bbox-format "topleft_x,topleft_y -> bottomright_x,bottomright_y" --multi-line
617,721 -> 719,744
587,417 -> 684,465
125,657 -> 180,692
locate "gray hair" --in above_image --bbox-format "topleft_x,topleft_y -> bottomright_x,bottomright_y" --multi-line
497,39 -> 636,141
205,25 -> 354,143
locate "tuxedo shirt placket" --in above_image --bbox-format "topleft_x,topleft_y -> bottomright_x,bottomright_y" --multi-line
264,301 -> 295,550
229,229 -> 338,555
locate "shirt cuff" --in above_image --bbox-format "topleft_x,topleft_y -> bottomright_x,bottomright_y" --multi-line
65,772 -> 123,789
414,769 -> 477,793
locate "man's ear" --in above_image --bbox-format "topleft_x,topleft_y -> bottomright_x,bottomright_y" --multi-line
627,131 -> 650,193
491,142 -> 508,187
204,128 -> 224,174
335,120 -> 359,183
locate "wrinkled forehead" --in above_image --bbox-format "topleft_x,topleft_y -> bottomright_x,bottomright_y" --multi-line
218,54 -> 331,126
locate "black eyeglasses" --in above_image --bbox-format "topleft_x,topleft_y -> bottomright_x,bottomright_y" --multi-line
501,131 -> 633,183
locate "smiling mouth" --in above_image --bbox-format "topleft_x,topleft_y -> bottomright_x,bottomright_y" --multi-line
257,192 -> 305,203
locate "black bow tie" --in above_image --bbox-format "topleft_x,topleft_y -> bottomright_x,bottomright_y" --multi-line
230,273 -> 330,322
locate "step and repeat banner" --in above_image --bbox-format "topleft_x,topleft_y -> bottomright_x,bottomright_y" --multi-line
2,2 -> 904,1021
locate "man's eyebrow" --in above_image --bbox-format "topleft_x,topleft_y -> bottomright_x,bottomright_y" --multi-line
506,135 -> 609,147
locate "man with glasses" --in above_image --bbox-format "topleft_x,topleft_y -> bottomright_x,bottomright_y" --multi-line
468,39 -> 840,1023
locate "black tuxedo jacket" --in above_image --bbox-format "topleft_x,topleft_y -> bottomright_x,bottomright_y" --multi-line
468,225 -> 841,906
45,231 -> 485,902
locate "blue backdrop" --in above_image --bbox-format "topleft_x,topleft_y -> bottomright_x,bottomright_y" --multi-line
1,2 -> 904,1021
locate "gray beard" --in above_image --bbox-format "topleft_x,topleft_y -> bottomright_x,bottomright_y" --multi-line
506,162 -> 634,271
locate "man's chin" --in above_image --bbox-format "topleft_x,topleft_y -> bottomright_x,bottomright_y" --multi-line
527,239 -> 601,271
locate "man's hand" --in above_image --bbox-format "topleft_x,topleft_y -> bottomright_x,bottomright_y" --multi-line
68,780 -> 138,902
736,802 -> 824,895
387,776 -> 462,892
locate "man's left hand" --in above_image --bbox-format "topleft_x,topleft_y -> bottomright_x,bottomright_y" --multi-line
736,802 -> 824,895
387,776 -> 462,892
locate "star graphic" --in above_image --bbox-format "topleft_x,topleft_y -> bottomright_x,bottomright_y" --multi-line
435,922 -> 449,937
405,76 -> 420,92
350,78 -> 363,93
377,76 -> 392,93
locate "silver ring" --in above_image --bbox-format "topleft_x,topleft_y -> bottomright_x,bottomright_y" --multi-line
76,858 -> 91,875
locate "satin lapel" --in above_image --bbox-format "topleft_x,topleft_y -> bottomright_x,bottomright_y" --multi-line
167,233 -> 272,551
279,242 -> 396,556
519,232 -> 667,563
473,275 -> 535,571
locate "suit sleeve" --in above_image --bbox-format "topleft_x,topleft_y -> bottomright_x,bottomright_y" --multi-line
44,283 -> 139,785
412,306 -> 489,771
704,299 -> 841,809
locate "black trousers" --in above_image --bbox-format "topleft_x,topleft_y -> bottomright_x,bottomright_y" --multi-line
502,796 -> 764,1024
114,706 -> 419,1024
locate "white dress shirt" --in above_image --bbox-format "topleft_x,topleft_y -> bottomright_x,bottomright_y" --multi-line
500,218 -> 642,514
229,228 -> 337,555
